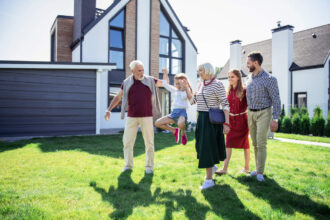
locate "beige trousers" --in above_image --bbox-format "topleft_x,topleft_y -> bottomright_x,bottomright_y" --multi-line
248,108 -> 272,173
122,117 -> 154,170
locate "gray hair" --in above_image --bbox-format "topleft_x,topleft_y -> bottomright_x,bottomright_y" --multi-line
129,60 -> 144,71
198,63 -> 215,76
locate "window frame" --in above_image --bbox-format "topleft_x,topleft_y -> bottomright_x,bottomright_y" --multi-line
108,8 -> 126,71
294,92 -> 307,110
108,8 -> 126,107
159,8 -> 185,75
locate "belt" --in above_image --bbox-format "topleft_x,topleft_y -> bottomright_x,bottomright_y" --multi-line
229,111 -> 247,116
248,107 -> 270,112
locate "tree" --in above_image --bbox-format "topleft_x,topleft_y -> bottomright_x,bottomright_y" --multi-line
281,116 -> 292,133
291,113 -> 301,134
311,106 -> 325,136
280,104 -> 285,120
300,115 -> 310,135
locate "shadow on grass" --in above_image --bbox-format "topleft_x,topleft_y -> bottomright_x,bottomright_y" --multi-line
0,132 -> 189,159
236,176 -> 330,219
202,184 -> 261,220
91,170 -> 157,220
91,172 -> 261,220
158,189 -> 209,220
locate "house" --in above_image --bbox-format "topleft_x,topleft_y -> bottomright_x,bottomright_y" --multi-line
218,23 -> 330,119
50,0 -> 198,131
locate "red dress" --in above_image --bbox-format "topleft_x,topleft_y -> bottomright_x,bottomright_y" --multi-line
226,88 -> 250,149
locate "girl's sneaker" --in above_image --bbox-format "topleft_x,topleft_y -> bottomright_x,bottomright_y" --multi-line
174,128 -> 180,143
181,134 -> 187,145
200,179 -> 215,190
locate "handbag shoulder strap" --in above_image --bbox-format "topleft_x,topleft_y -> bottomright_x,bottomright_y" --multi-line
201,86 -> 210,109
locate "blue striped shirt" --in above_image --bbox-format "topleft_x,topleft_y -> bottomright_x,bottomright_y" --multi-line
246,69 -> 281,119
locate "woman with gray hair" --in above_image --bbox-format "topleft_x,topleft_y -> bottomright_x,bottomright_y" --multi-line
189,62 -> 230,189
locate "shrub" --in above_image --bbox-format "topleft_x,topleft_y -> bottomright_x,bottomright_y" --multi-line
313,106 -> 322,118
280,104 -> 285,120
290,107 -> 298,118
291,113 -> 301,134
311,106 -> 325,136
300,115 -> 310,135
299,106 -> 309,117
325,113 -> 330,137
277,117 -> 282,132
281,116 -> 292,133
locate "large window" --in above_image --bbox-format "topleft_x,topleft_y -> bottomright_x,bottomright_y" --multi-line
294,92 -> 307,110
109,9 -> 125,70
159,11 -> 183,74
108,9 -> 125,111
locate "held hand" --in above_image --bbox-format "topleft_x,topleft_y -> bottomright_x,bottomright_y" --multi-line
223,125 -> 230,134
104,111 -> 111,121
270,121 -> 278,132
162,68 -> 169,75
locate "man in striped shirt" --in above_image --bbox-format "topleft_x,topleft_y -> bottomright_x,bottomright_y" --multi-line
246,51 -> 281,182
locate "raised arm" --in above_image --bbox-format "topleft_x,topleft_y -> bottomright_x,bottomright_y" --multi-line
162,68 -> 170,84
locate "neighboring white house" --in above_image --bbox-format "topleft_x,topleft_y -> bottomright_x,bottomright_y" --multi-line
50,0 -> 198,131
218,24 -> 330,119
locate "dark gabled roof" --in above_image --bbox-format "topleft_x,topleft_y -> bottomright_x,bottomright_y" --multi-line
218,23 -> 330,79
70,0 -> 197,52
82,0 -> 122,36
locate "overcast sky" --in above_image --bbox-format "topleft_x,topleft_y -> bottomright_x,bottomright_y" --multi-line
0,0 -> 329,67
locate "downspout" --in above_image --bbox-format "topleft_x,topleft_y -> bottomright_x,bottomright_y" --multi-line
290,70 -> 293,108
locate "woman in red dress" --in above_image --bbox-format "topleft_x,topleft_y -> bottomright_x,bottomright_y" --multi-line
216,69 -> 250,175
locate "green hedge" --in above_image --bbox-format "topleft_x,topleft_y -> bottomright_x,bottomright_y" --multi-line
311,106 -> 325,136
291,113 -> 301,134
325,114 -> 330,137
300,115 -> 310,135
281,116 -> 292,133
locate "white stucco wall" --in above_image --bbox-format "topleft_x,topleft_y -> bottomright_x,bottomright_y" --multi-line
72,45 -> 80,62
272,28 -> 293,113
292,66 -> 328,119
136,0 -> 151,75
185,41 -> 197,123
230,42 -> 242,70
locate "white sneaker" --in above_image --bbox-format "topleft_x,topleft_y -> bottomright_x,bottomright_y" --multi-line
200,179 -> 215,190
249,170 -> 257,176
212,165 -> 218,175
122,167 -> 132,172
257,174 -> 265,182
145,169 -> 153,174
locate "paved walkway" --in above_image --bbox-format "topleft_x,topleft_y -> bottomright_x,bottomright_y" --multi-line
272,137 -> 330,148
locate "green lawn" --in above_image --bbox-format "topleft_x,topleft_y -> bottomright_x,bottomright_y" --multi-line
0,133 -> 329,219
275,133 -> 330,144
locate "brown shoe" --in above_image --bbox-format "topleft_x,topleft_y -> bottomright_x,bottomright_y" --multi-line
215,169 -> 227,175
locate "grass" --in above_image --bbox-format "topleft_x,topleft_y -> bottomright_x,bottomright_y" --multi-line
0,132 -> 329,219
275,132 -> 330,143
